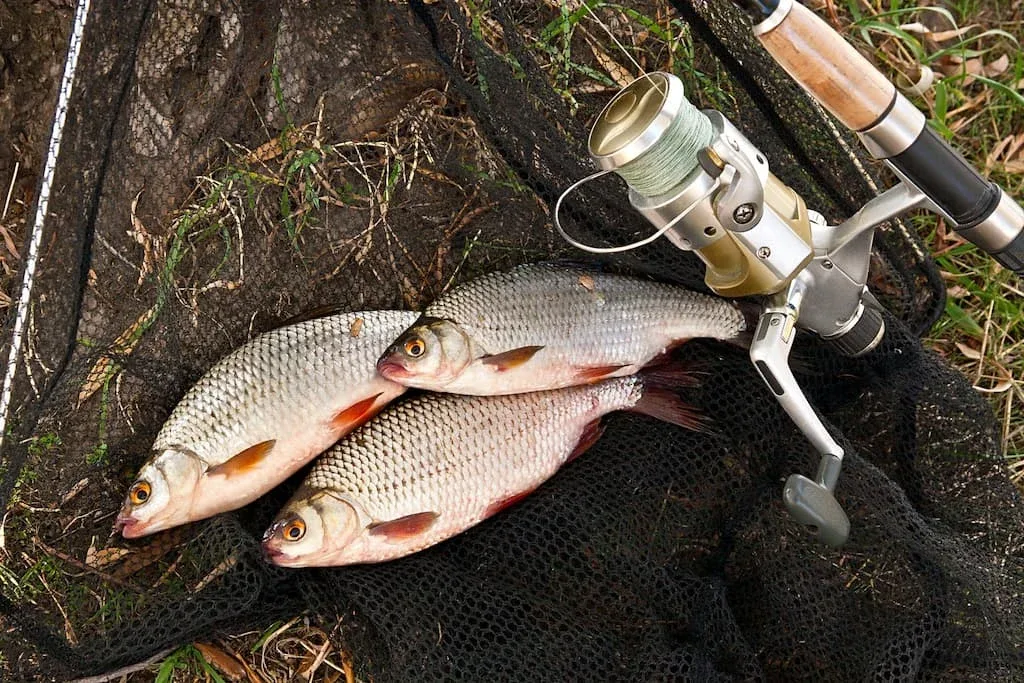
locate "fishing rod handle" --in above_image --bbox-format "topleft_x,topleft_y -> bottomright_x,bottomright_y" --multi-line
752,0 -> 893,130
752,0 -> 1024,275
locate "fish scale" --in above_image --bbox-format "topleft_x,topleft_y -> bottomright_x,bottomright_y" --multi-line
116,309 -> 419,538
267,375 -> 687,567
155,310 -> 417,466
426,264 -> 743,364
378,263 -> 748,396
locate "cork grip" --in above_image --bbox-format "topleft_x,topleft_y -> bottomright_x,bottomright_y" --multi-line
756,2 -> 895,131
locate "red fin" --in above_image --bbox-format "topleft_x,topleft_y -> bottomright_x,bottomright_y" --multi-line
574,364 -> 628,383
331,393 -> 385,432
208,439 -> 276,477
367,511 -> 439,542
637,362 -> 703,389
481,346 -> 544,371
568,419 -> 605,462
484,489 -> 537,518
631,385 -> 711,433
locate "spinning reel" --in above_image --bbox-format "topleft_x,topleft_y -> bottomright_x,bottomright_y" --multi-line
558,0 -> 1024,547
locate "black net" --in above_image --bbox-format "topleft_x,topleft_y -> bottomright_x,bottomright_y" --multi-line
0,0 -> 1020,680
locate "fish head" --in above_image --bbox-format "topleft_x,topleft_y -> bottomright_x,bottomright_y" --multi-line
376,318 -> 473,388
115,447 -> 205,538
262,490 -> 362,567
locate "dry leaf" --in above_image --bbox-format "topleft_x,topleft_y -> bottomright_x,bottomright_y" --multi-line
61,477 -> 89,505
128,191 -> 160,287
349,317 -> 364,337
77,304 -> 159,407
342,650 -> 356,683
976,379 -> 1013,394
897,21 -> 932,34
192,554 -> 238,593
298,638 -> 332,681
194,642 -> 247,682
246,138 -> 284,164
947,285 -> 968,298
0,224 -> 20,260
927,25 -> 978,42
955,341 -> 982,360
584,35 -> 634,88
86,544 -> 134,569
983,54 -> 1010,78
985,133 -> 1024,173
113,527 -> 186,578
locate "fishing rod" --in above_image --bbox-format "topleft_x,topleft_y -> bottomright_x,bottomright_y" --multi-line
558,0 -> 1023,547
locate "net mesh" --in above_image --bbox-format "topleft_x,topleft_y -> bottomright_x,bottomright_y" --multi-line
0,0 -> 1020,679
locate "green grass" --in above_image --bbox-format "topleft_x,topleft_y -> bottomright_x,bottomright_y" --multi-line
832,0 -> 1024,481
154,645 -> 226,683
525,0 -> 737,112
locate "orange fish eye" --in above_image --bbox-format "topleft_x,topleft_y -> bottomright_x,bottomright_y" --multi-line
404,337 -> 426,358
129,481 -> 151,505
284,518 -> 306,541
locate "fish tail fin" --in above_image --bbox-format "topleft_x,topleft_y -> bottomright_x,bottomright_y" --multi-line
631,367 -> 711,433
637,360 -> 704,389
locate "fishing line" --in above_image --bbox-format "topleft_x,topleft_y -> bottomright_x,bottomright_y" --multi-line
0,0 -> 92,452
611,101 -> 713,196
577,2 -> 664,95
553,2 -> 715,253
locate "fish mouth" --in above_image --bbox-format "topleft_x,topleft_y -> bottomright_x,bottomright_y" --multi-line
261,540 -> 294,566
376,358 -> 409,380
114,512 -> 144,539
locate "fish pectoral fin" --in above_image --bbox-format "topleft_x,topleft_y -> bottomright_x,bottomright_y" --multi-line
480,346 -> 544,372
207,439 -> 276,478
367,511 -> 440,543
330,393 -> 385,432
484,489 -> 537,518
568,418 -> 605,462
573,364 -> 629,383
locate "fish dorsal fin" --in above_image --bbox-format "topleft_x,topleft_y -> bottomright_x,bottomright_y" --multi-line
367,511 -> 440,542
330,393 -> 385,432
480,346 -> 544,371
207,440 -> 276,477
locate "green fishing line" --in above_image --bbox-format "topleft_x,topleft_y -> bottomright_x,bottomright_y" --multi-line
614,98 -> 714,197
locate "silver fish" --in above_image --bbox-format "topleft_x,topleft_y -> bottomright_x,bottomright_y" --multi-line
115,310 -> 419,538
376,263 -> 748,395
262,371 -> 702,567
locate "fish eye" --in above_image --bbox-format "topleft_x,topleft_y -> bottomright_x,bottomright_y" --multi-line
404,337 -> 426,358
283,518 -> 306,541
129,481 -> 151,505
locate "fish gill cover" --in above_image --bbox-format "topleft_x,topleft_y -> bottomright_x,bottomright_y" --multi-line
0,0 -> 1020,680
